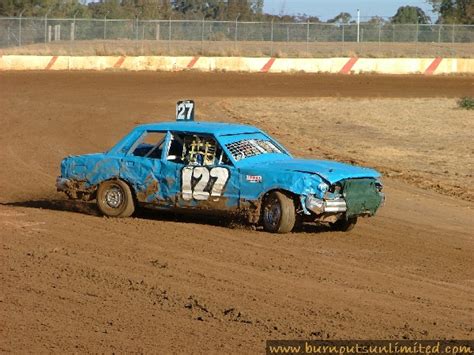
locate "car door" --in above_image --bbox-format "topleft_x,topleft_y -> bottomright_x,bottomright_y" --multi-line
119,130 -> 175,207
165,131 -> 240,212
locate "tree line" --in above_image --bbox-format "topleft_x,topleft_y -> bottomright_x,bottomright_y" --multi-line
0,0 -> 471,24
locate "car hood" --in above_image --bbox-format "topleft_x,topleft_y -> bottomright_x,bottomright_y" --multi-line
254,158 -> 380,184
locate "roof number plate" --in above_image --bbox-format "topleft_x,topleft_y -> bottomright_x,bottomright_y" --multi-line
176,100 -> 195,121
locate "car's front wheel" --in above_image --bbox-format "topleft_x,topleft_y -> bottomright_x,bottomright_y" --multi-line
97,180 -> 135,218
261,191 -> 296,233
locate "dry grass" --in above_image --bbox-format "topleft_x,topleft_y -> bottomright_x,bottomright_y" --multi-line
210,98 -> 474,201
1,39 -> 473,58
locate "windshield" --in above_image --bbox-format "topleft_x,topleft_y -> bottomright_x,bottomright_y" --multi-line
225,138 -> 283,161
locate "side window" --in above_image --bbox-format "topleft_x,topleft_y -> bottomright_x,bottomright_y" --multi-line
132,132 -> 166,159
167,133 -> 231,166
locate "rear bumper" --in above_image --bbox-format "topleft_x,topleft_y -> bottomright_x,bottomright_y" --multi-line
56,176 -> 95,201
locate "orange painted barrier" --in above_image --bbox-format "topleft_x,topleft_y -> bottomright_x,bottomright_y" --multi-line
0,55 -> 472,75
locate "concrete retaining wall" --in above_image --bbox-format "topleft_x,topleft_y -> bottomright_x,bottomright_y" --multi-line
0,55 -> 473,75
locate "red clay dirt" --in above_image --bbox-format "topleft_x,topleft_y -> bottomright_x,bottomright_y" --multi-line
0,72 -> 473,353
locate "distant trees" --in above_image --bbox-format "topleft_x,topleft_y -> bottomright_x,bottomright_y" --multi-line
1,0 -> 472,25
428,0 -> 473,24
367,16 -> 386,25
169,0 -> 224,19
0,0 -> 88,17
391,6 -> 431,24
327,12 -> 352,24
0,0 -> 262,20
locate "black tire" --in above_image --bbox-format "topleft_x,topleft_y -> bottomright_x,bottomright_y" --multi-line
331,216 -> 358,232
261,191 -> 296,234
96,180 -> 135,218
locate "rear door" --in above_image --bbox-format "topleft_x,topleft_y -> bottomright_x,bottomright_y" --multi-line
120,130 -> 174,207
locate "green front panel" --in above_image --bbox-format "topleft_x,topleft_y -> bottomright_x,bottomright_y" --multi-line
341,179 -> 383,217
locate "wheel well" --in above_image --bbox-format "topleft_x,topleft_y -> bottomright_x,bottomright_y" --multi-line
261,189 -> 301,210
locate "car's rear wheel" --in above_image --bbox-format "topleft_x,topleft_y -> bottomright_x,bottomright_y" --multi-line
331,216 -> 358,232
97,180 -> 135,218
262,191 -> 296,234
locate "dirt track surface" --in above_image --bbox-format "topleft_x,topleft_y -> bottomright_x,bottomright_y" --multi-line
0,72 -> 473,353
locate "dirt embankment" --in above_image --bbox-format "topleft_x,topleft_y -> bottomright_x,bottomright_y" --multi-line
2,39 -> 473,58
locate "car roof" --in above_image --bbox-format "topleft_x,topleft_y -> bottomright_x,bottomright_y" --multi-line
136,121 -> 262,137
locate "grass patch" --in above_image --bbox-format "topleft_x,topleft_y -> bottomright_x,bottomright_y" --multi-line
457,97 -> 474,110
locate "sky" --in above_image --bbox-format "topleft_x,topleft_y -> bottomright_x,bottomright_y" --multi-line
263,0 -> 435,21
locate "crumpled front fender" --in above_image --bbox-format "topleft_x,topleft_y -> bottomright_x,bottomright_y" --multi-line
240,168 -> 326,202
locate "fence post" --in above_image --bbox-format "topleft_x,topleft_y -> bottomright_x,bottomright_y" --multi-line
341,24 -> 345,52
141,20 -> 145,53
356,9 -> 360,43
71,11 -> 79,41
234,14 -> 240,50
19,15 -> 22,47
378,23 -> 382,50
415,21 -> 419,57
44,9 -> 51,44
103,12 -> 109,40
168,16 -> 172,52
451,23 -> 455,56
156,22 -> 160,41
270,19 -> 274,56
71,22 -> 75,41
438,25 -> 441,43
18,10 -> 25,46
306,20 -> 310,53
135,16 -> 139,41
201,17 -> 205,53
48,25 -> 52,42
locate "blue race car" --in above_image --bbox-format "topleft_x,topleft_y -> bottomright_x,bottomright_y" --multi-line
57,103 -> 384,233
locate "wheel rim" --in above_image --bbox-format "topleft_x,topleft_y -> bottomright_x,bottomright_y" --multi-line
264,197 -> 281,229
105,185 -> 124,209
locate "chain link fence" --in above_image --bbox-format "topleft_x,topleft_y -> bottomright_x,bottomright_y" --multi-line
1,17 -> 473,57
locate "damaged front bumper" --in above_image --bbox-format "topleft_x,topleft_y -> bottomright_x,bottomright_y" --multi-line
304,195 -> 347,215
302,178 -> 385,218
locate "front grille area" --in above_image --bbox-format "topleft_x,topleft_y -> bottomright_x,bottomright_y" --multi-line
341,178 -> 383,217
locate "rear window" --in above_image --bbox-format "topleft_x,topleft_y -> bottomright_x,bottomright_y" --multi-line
225,139 -> 283,161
